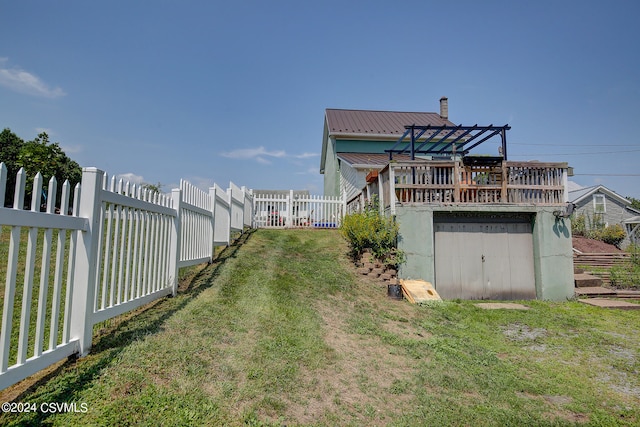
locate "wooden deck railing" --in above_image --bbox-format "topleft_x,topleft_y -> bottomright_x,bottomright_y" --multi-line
370,160 -> 567,213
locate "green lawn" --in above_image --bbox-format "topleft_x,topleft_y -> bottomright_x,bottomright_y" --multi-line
1,229 -> 638,426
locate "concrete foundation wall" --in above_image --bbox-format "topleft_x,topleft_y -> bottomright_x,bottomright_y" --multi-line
395,205 -> 575,301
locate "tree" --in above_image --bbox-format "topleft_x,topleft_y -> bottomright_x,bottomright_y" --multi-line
628,196 -> 640,211
0,129 -> 82,209
0,128 -> 25,207
142,182 -> 163,195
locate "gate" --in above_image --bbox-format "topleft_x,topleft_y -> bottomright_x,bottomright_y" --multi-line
252,191 -> 345,229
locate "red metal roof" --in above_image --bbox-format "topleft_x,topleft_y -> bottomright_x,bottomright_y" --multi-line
325,109 -> 456,138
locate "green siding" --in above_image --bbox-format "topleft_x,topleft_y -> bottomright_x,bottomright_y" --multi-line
323,137 -> 340,197
395,205 -> 574,301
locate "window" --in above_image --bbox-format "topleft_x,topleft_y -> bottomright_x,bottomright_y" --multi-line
593,194 -> 606,213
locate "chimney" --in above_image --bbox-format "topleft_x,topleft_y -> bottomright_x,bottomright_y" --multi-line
439,96 -> 448,120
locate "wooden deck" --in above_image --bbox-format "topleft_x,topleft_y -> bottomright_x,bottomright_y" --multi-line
348,160 -> 569,214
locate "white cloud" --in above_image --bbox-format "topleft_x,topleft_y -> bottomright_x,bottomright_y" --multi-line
221,146 -> 286,164
221,147 -> 317,164
117,173 -> 145,185
293,152 -> 318,159
60,144 -> 84,154
185,176 -> 215,192
0,59 -> 66,98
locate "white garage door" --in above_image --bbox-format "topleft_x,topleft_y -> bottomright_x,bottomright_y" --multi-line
434,217 -> 535,300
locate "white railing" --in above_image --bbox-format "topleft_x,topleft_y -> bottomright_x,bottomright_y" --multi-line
252,191 -> 345,229
0,163 -> 252,390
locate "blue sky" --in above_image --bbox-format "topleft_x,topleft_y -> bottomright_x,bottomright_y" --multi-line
1,0 -> 639,198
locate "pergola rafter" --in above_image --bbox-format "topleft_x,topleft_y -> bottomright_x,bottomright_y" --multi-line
386,124 -> 511,161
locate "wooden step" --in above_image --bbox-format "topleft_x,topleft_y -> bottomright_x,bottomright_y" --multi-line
574,286 -> 616,297
574,273 -> 603,288
578,298 -> 640,310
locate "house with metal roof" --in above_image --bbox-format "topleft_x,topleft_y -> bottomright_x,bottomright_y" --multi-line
321,99 -> 576,301
569,184 -> 640,247
320,98 -> 458,201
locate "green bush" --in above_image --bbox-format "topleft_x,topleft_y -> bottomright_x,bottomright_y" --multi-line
572,213 -> 626,248
588,224 -> 626,248
571,214 -> 586,236
340,198 -> 404,267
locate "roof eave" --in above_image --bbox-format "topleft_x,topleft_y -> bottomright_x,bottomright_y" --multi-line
570,184 -> 631,206
320,117 -> 329,174
330,132 -> 403,141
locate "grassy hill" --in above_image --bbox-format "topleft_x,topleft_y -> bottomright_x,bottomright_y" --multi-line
1,229 -> 639,426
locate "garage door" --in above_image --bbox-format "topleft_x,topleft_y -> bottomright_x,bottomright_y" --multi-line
434,215 -> 535,300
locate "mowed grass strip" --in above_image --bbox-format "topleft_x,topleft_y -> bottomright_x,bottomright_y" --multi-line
0,229 -> 639,426
0,229 -> 351,426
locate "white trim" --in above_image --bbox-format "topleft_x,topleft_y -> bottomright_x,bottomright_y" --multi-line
593,193 -> 606,214
571,184 -> 629,206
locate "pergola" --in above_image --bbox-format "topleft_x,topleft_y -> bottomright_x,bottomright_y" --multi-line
386,124 -> 511,162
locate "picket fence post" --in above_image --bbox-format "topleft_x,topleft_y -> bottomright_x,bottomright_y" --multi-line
286,190 -> 293,229
342,195 -> 347,224
169,188 -> 182,296
69,168 -> 103,356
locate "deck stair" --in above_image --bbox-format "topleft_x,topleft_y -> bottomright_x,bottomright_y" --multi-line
573,252 -> 631,287
574,273 -> 603,288
573,253 -> 639,303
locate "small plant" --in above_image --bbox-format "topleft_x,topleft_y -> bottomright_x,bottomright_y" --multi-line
340,196 -> 405,268
609,264 -> 640,289
586,223 -> 626,248
610,243 -> 640,289
571,213 -> 586,236
572,213 -> 626,248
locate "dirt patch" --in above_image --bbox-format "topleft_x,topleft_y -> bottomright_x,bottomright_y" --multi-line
502,323 -> 547,341
573,236 -> 622,253
475,303 -> 530,310
285,287 -> 421,425
516,391 -> 589,424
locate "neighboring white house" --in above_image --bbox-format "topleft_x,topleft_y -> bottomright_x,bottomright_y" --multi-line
569,184 -> 640,247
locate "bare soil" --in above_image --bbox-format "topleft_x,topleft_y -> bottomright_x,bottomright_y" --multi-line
572,236 -> 622,253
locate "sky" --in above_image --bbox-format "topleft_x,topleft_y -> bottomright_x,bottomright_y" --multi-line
1,0 -> 639,199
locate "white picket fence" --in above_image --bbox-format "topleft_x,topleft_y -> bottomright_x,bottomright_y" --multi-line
0,163 -> 252,391
252,191 -> 345,229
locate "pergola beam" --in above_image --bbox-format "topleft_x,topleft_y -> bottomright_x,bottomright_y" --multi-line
386,124 -> 511,160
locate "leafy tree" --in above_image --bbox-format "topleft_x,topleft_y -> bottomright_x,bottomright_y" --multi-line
0,128 -> 25,206
142,182 -> 163,195
628,196 -> 640,211
0,129 -> 82,209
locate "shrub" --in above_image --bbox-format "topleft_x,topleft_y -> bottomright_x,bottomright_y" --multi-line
588,224 -> 626,248
572,213 -> 626,248
340,198 -> 405,267
571,214 -> 586,237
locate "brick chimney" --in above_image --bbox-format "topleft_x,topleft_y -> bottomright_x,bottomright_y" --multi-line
439,96 -> 448,120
